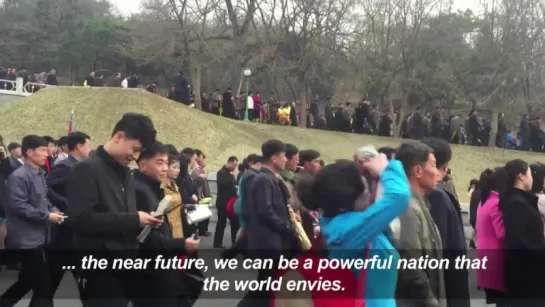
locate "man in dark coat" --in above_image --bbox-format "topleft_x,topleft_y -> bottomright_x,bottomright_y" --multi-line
243,140 -> 295,305
213,156 -> 239,248
422,137 -> 470,307
222,88 -> 235,119
133,141 -> 199,307
66,113 -> 161,307
46,69 -> 58,86
174,72 -> 189,105
45,131 -> 91,297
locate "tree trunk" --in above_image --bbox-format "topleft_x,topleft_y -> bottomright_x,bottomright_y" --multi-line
489,111 -> 498,147
298,72 -> 307,128
192,61 -> 202,110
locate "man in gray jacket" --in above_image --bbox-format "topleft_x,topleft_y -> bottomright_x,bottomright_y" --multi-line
394,142 -> 446,307
1,135 -> 64,307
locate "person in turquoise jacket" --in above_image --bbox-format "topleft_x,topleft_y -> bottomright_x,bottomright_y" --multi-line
315,154 -> 410,307
234,154 -> 263,228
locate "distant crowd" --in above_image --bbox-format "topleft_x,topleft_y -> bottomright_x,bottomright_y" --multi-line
2,68 -> 544,152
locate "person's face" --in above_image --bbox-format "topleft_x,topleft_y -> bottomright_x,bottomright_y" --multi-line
61,144 -> 69,153
76,139 -> 91,159
11,147 -> 22,158
47,142 -> 57,157
272,152 -> 288,170
26,146 -> 48,166
305,157 -> 322,174
227,160 -> 239,172
139,153 -> 168,182
190,154 -> 197,167
250,162 -> 262,171
437,163 -> 449,179
197,154 -> 204,165
90,72 -> 95,77
112,132 -> 143,166
411,153 -> 439,190
167,161 -> 180,181
286,153 -> 299,172
518,167 -> 533,191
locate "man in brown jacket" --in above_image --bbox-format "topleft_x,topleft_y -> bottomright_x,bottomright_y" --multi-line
394,142 -> 446,307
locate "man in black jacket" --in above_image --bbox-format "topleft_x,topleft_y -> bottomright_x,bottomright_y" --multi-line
422,137 -> 470,307
174,71 -> 189,104
46,131 -> 91,296
213,156 -> 239,248
66,113 -> 162,307
133,141 -> 199,307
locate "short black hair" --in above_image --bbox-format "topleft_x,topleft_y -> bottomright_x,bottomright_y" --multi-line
67,131 -> 90,151
285,144 -> 299,160
21,135 -> 48,158
195,149 -> 205,158
112,113 -> 156,150
378,146 -> 396,160
247,154 -> 264,164
168,154 -> 180,166
306,160 -> 365,218
395,142 -> 433,176
7,142 -> 20,152
58,136 -> 69,147
137,141 -> 169,163
421,137 -> 451,169
180,147 -> 195,157
469,178 -> 479,190
165,144 -> 178,155
262,140 -> 286,160
299,149 -> 320,165
42,135 -> 56,145
227,156 -> 238,163
239,158 -> 249,172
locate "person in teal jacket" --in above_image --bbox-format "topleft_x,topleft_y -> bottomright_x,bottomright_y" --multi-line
234,154 -> 263,229
314,155 -> 410,307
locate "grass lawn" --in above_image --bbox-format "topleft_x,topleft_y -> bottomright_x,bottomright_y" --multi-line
2,86 -> 544,203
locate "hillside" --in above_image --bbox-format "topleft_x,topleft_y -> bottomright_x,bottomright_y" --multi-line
2,86 -> 544,202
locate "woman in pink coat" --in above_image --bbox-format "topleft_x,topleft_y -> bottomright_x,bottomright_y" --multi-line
476,167 -> 509,306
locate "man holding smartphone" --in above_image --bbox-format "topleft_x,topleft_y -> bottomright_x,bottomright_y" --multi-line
67,113 -> 162,307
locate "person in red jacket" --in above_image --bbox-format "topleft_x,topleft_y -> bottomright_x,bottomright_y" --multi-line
253,92 -> 262,122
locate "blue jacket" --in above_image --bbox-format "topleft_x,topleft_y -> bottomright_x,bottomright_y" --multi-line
320,160 -> 410,307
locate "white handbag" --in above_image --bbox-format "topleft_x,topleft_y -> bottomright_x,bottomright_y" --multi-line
186,204 -> 213,225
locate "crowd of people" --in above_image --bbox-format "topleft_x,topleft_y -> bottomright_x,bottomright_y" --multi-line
3,67 -> 543,151
0,112 -> 543,307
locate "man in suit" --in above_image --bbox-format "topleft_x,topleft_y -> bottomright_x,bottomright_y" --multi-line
46,132 -> 91,297
213,156 -> 239,248
422,137 -> 470,307
66,113 -> 162,307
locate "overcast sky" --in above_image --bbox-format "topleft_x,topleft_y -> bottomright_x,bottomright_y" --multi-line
110,0 -> 486,16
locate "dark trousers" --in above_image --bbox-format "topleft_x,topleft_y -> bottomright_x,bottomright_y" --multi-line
198,219 -> 210,235
213,206 -> 239,247
0,248 -> 53,307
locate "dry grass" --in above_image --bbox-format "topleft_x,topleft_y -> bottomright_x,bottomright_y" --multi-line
2,86 -> 545,202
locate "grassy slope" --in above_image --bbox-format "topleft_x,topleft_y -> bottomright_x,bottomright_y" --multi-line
2,86 -> 544,202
